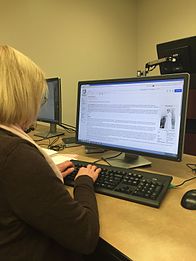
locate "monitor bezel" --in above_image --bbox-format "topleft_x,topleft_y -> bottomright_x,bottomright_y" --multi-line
76,73 -> 190,162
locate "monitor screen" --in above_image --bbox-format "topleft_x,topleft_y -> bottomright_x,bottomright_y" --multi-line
76,73 -> 190,168
36,77 -> 63,138
157,36 -> 196,75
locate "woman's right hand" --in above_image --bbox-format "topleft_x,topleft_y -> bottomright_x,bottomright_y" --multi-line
75,164 -> 101,183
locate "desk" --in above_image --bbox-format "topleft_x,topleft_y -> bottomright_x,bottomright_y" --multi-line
34,130 -> 196,261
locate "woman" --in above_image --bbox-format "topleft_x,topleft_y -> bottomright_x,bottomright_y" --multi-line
0,45 -> 101,260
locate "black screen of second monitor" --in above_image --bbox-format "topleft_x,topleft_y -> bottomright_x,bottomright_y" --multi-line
36,77 -> 63,138
157,36 -> 196,75
76,73 -> 190,168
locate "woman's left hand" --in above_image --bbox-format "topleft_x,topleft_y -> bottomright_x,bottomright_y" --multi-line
57,161 -> 75,178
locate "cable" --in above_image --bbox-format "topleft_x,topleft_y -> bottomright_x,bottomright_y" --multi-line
92,152 -> 123,166
48,144 -> 65,151
33,136 -> 52,142
61,122 -> 76,129
48,137 -> 60,147
92,157 -> 111,166
170,163 -> 196,188
170,176 -> 196,188
186,163 -> 196,173
104,152 -> 123,160
59,123 -> 76,132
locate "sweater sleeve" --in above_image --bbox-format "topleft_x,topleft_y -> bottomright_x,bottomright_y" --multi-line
1,141 -> 99,254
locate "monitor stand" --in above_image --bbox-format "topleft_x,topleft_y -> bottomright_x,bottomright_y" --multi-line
106,153 -> 151,169
85,145 -> 106,154
34,123 -> 64,139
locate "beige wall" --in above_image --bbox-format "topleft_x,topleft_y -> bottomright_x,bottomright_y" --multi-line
2,0 -> 195,126
136,0 -> 196,75
0,0 -> 137,126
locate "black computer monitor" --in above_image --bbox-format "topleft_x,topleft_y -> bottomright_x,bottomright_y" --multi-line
76,73 -> 190,168
35,77 -> 64,138
157,36 -> 196,75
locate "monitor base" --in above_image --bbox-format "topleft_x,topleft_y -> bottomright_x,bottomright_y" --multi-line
34,131 -> 64,139
106,153 -> 151,169
85,146 -> 106,154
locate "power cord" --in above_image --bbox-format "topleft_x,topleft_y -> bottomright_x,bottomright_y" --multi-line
58,123 -> 76,133
92,152 -> 123,166
170,162 -> 196,188
170,176 -> 196,188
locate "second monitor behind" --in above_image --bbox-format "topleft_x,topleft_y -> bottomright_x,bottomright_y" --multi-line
35,77 -> 63,138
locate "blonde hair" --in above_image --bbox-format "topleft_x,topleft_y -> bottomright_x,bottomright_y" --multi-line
0,45 -> 47,129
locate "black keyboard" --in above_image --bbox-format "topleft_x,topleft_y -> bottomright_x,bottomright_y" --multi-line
64,160 -> 173,208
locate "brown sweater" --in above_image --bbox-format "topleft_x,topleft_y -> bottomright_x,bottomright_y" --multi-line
0,129 -> 99,261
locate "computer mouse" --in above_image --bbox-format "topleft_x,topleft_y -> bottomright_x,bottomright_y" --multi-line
181,189 -> 196,210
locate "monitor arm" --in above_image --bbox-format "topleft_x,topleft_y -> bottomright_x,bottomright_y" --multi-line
137,54 -> 179,77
